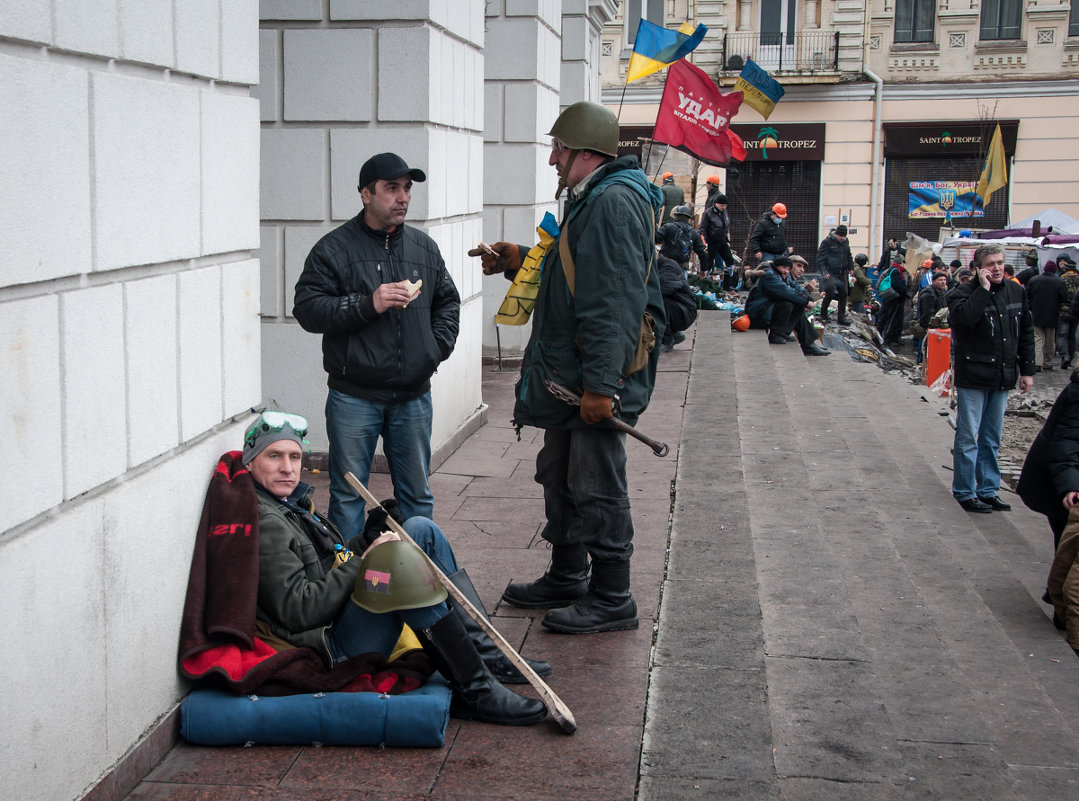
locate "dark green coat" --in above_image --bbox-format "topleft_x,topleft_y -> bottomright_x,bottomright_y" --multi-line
514,156 -> 665,429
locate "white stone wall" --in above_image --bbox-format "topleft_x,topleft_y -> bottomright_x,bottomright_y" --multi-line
0,2 -> 261,800
257,2 -> 487,451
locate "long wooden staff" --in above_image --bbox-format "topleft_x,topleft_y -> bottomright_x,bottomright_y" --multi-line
344,471 -> 577,735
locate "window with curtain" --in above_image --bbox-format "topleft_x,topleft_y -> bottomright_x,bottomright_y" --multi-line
626,0 -> 665,45
980,0 -> 1022,40
894,0 -> 935,44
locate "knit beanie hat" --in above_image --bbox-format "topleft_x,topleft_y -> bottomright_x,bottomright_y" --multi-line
1044,260 -> 1058,274
242,412 -> 310,465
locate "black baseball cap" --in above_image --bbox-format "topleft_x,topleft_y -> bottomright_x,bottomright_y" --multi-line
358,152 -> 426,191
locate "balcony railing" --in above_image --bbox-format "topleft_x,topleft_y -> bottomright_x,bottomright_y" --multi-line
719,31 -> 840,74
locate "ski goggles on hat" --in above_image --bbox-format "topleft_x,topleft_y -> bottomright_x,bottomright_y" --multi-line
244,411 -> 309,447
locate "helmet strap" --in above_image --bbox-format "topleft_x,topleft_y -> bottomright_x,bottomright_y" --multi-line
555,150 -> 578,199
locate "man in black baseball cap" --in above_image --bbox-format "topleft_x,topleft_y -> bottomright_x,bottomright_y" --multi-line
293,152 -> 461,540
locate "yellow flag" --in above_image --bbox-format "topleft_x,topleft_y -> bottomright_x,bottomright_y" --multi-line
494,214 -> 559,325
975,124 -> 1007,207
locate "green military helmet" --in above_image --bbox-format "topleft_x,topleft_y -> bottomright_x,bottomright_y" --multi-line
350,539 -> 447,613
548,100 -> 619,158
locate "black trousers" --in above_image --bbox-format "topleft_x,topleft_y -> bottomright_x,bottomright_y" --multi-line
821,274 -> 848,319
765,301 -> 812,345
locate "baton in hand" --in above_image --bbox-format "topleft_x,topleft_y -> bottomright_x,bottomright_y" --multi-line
544,380 -> 670,457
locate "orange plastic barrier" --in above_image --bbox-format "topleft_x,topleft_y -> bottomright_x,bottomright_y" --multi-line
925,328 -> 951,393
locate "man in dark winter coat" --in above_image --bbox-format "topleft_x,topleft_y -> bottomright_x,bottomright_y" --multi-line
1057,255 -> 1079,369
815,224 -> 854,324
474,101 -> 665,635
915,271 -> 949,364
658,172 -> 683,225
947,242 -> 1035,514
745,256 -> 829,356
876,256 -> 909,346
698,192 -> 738,287
293,152 -> 461,539
1027,260 -> 1069,372
657,254 -> 698,351
748,203 -> 793,264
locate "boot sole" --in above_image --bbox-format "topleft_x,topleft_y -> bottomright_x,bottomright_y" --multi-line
541,617 -> 639,634
500,591 -> 586,610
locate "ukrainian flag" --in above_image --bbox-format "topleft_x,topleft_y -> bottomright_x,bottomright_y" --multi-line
626,20 -> 707,83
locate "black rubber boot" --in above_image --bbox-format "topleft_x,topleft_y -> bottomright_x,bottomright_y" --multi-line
501,545 -> 589,609
447,568 -> 553,685
541,559 -> 638,634
417,613 -> 547,726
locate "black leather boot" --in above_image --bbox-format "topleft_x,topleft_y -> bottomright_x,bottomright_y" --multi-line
417,613 -> 547,726
501,545 -> 589,609
541,559 -> 638,634
447,568 -> 553,685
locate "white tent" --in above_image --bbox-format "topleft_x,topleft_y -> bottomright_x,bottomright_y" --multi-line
1008,207 -> 1079,234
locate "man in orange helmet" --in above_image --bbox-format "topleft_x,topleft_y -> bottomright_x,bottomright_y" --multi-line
748,202 -> 794,265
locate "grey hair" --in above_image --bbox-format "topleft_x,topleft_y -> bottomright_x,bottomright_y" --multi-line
972,242 -> 1005,268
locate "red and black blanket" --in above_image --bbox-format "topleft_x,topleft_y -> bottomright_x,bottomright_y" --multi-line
178,451 -> 433,696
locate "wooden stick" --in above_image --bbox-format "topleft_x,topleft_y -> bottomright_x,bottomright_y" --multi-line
344,471 -> 578,735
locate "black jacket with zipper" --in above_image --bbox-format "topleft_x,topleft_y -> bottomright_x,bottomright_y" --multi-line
293,211 -> 460,402
947,277 -> 1034,390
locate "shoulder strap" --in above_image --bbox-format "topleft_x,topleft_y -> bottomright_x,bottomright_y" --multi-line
558,207 -> 655,297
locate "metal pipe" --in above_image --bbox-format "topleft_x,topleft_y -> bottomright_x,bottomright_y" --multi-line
864,67 -> 884,264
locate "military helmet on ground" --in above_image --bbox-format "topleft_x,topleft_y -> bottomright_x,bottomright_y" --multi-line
350,540 -> 447,613
548,101 -> 619,158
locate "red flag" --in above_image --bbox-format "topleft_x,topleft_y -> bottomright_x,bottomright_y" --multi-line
653,59 -> 743,166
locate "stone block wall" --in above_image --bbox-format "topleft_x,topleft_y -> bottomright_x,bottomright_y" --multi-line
0,2 -> 261,800
257,2 -> 487,451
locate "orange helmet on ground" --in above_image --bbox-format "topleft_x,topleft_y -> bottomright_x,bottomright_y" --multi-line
706,174 -> 721,185
731,314 -> 751,332
771,202 -> 787,218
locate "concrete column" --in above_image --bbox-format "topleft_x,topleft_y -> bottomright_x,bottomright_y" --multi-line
257,2 -> 487,452
0,2 -> 261,800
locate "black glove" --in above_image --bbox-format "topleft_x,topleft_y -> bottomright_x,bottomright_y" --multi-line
353,498 -> 406,551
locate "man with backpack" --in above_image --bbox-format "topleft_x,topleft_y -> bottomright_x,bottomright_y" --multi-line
656,205 -> 706,271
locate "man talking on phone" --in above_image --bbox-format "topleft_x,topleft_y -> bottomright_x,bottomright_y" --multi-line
947,243 -> 1035,513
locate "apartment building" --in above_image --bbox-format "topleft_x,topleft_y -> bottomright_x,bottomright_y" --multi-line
603,1 -> 1079,265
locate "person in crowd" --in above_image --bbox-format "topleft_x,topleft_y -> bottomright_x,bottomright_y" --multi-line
956,267 -> 973,284
948,242 -> 1035,514
698,191 -> 738,287
241,411 -> 549,726
1026,259 -> 1069,372
293,152 -> 461,537
875,254 -> 909,347
657,253 -> 698,352
703,173 -> 723,207
658,171 -> 683,225
656,205 -> 706,271
788,254 -> 819,301
816,224 -> 854,325
915,271 -> 949,364
878,237 -> 900,272
748,202 -> 794,264
1057,255 -> 1079,369
473,101 -> 664,635
745,256 -> 829,356
850,253 -> 872,314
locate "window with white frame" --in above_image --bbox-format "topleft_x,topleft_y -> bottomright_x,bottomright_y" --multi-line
626,0 -> 665,46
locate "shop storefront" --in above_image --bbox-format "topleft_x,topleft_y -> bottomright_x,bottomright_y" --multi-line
727,122 -> 826,267
882,121 -> 1020,243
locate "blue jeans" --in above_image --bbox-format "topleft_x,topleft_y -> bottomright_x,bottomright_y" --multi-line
326,389 -> 434,540
328,517 -> 458,663
952,387 -> 1009,501
536,428 -> 634,561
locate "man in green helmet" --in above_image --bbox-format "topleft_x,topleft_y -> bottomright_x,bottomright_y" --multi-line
471,101 -> 665,635
242,411 -> 550,726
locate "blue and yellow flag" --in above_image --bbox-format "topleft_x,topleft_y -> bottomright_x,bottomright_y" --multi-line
733,59 -> 785,119
626,20 -> 707,83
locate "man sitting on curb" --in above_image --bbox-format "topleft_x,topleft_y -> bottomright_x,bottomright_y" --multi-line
241,411 -> 550,725
745,256 -> 829,356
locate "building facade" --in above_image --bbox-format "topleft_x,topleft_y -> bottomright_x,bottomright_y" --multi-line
603,1 -> 1079,267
